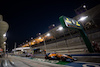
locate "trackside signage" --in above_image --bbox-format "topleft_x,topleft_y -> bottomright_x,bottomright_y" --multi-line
59,16 -> 82,29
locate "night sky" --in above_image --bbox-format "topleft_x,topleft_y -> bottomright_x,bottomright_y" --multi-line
0,0 -> 99,51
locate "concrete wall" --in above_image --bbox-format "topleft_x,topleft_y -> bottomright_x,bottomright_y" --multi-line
33,31 -> 100,54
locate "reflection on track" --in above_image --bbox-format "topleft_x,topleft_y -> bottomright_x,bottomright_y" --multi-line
0,59 -> 16,67
0,59 -> 34,67
1,60 -> 4,67
15,59 -> 33,67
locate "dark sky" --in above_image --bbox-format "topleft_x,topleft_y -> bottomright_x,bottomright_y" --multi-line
0,0 -> 99,51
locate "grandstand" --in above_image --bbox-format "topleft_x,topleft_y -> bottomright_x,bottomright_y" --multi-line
21,5 -> 100,54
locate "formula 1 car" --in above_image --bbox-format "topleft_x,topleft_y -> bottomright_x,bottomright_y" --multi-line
45,52 -> 77,62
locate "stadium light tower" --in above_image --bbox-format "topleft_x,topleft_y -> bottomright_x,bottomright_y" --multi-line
39,33 -> 41,35
78,16 -> 88,21
33,40 -> 35,42
38,37 -> 41,39
83,5 -> 86,8
3,33 -> 6,37
56,26 -> 63,31
31,37 -> 33,39
4,42 -> 6,44
43,33 -> 51,52
46,33 -> 50,36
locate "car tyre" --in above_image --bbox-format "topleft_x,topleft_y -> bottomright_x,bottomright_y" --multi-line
61,57 -> 66,61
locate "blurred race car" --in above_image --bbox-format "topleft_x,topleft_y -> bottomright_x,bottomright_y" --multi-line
45,52 -> 77,62
20,52 -> 32,57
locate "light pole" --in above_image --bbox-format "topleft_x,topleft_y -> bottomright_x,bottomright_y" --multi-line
56,26 -> 69,47
4,42 -> 6,57
43,37 -> 46,50
56,26 -> 73,47
39,33 -> 50,50
14,42 -> 16,55
38,33 -> 51,54
56,26 -> 67,46
29,42 -> 32,54
50,30 -> 58,48
44,33 -> 50,50
44,33 -> 51,54
29,37 -> 34,54
38,36 -> 46,54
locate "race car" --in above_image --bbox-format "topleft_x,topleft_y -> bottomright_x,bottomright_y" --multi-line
45,52 -> 77,62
